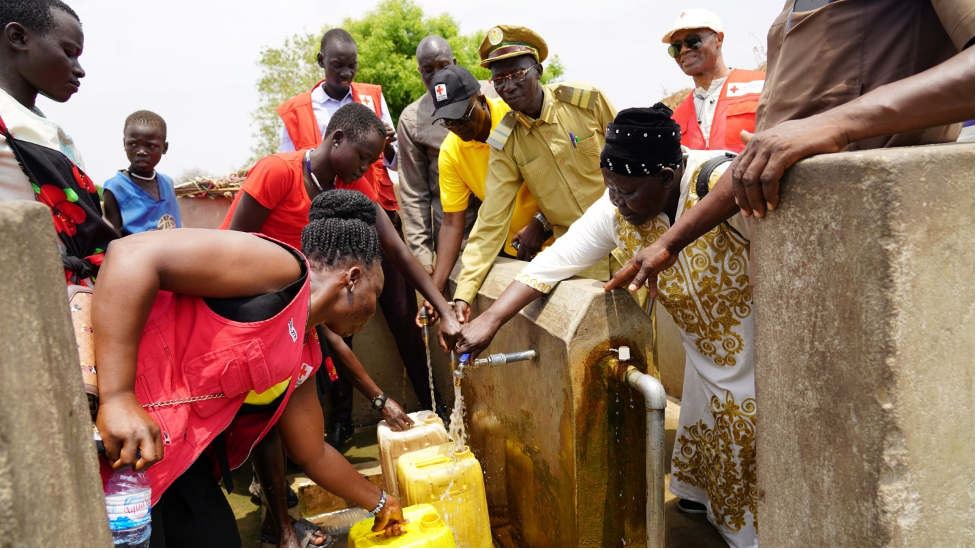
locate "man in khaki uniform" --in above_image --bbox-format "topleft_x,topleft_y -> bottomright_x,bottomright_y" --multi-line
452,25 -> 620,320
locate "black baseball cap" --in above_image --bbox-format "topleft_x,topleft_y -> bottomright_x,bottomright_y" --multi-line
430,65 -> 481,124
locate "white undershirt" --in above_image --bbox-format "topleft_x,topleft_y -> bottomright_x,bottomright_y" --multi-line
278,84 -> 397,168
693,75 -> 728,147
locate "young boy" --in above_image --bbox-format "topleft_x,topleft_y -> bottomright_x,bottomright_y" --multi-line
0,0 -> 117,285
102,110 -> 181,236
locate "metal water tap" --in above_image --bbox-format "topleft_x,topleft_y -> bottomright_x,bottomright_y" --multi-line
450,350 -> 465,386
609,346 -> 637,382
453,349 -> 538,386
419,307 -> 430,347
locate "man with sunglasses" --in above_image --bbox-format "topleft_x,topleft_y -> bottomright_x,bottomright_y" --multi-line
449,25 -> 622,323
664,9 -> 764,153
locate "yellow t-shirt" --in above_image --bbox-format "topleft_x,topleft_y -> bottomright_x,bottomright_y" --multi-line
438,97 -> 544,257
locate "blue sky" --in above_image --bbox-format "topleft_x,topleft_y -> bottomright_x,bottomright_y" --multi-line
42,0 -> 783,182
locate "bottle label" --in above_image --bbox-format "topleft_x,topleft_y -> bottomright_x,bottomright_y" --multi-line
105,490 -> 152,529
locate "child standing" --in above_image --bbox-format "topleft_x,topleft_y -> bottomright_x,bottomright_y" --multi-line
102,110 -> 181,235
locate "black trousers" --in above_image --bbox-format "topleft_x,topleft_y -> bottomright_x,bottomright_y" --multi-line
329,210 -> 442,424
149,453 -> 241,548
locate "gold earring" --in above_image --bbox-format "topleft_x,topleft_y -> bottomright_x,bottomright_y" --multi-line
348,283 -> 355,293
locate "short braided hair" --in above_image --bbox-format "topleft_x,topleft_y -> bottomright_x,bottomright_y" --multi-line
324,102 -> 385,144
124,110 -> 167,139
0,0 -> 79,34
302,189 -> 380,268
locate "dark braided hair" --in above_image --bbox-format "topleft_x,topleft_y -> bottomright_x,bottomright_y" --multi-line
0,0 -> 80,34
302,189 -> 380,268
324,103 -> 385,144
124,110 -> 167,139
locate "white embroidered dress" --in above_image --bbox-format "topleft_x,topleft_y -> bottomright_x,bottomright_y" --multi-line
515,148 -> 757,548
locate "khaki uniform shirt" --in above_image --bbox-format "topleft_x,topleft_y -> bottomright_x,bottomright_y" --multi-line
757,0 -> 974,149
453,81 -> 617,304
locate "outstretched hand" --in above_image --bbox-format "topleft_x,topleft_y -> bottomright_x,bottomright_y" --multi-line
415,300 -> 439,327
513,217 -> 545,260
454,314 -> 498,361
437,314 -> 463,353
731,118 -> 847,218
379,398 -> 413,431
372,495 -> 409,536
96,393 -> 164,471
603,242 -> 680,297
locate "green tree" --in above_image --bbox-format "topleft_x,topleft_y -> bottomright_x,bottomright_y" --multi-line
250,0 -> 564,162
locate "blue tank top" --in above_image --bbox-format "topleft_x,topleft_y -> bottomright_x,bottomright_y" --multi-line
102,171 -> 182,235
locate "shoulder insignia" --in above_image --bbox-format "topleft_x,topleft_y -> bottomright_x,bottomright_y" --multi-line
487,111 -> 518,150
553,85 -> 598,110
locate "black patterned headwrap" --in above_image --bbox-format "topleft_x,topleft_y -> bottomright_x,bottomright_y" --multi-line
600,103 -> 683,176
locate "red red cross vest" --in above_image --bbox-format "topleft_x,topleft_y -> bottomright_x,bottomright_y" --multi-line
277,81 -> 399,211
98,235 -> 320,504
672,69 -> 765,153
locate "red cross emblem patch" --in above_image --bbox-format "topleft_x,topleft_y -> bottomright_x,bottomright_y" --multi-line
435,83 -> 448,101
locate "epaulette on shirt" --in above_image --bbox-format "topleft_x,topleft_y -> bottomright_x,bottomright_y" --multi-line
553,84 -> 599,111
487,111 -> 519,150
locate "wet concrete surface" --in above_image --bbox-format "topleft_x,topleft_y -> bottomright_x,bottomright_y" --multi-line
229,399 -> 728,548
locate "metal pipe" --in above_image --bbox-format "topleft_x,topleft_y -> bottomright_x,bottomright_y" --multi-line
612,346 -> 667,548
468,350 -> 538,369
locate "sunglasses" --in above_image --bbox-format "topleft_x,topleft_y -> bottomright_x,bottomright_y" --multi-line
438,97 -> 478,129
489,64 -> 540,90
667,32 -> 716,58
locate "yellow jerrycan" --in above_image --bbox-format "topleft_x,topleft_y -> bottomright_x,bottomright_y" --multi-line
396,445 -> 492,548
348,503 -> 456,548
378,411 -> 448,500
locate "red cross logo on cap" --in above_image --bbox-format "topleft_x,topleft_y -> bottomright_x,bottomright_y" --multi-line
435,83 -> 448,101
680,11 -> 686,17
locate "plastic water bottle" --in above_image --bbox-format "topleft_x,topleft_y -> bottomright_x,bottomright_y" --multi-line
104,467 -> 152,547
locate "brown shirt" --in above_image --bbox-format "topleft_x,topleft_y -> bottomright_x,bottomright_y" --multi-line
757,0 -> 975,149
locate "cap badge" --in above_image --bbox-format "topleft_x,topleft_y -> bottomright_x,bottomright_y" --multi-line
488,27 -> 503,46
435,83 -> 448,101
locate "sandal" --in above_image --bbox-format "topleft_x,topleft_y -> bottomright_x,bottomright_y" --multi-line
259,518 -> 332,548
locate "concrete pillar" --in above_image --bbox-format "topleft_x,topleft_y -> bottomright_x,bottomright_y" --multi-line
429,258 -> 658,547
0,201 -> 113,546
753,144 -> 975,547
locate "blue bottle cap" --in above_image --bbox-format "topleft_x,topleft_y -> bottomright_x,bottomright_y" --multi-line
460,353 -> 470,363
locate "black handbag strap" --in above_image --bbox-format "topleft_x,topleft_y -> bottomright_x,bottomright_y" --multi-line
695,152 -> 736,199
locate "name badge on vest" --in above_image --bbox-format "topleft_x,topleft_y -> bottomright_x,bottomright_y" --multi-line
358,95 -> 375,111
288,318 -> 298,343
726,80 -> 764,97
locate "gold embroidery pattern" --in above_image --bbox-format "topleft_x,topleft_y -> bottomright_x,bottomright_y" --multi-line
614,211 -> 669,259
673,391 -> 757,532
514,272 -> 553,294
655,161 -> 752,366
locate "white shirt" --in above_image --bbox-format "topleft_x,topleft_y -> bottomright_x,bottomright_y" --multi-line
515,148 -> 750,294
0,88 -> 85,203
278,83 -> 397,168
692,75 -> 727,147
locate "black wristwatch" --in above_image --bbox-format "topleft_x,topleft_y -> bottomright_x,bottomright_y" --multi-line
370,393 -> 388,410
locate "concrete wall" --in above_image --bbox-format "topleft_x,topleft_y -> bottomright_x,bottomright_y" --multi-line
426,258 -> 658,547
0,202 -> 113,547
753,143 -> 975,547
